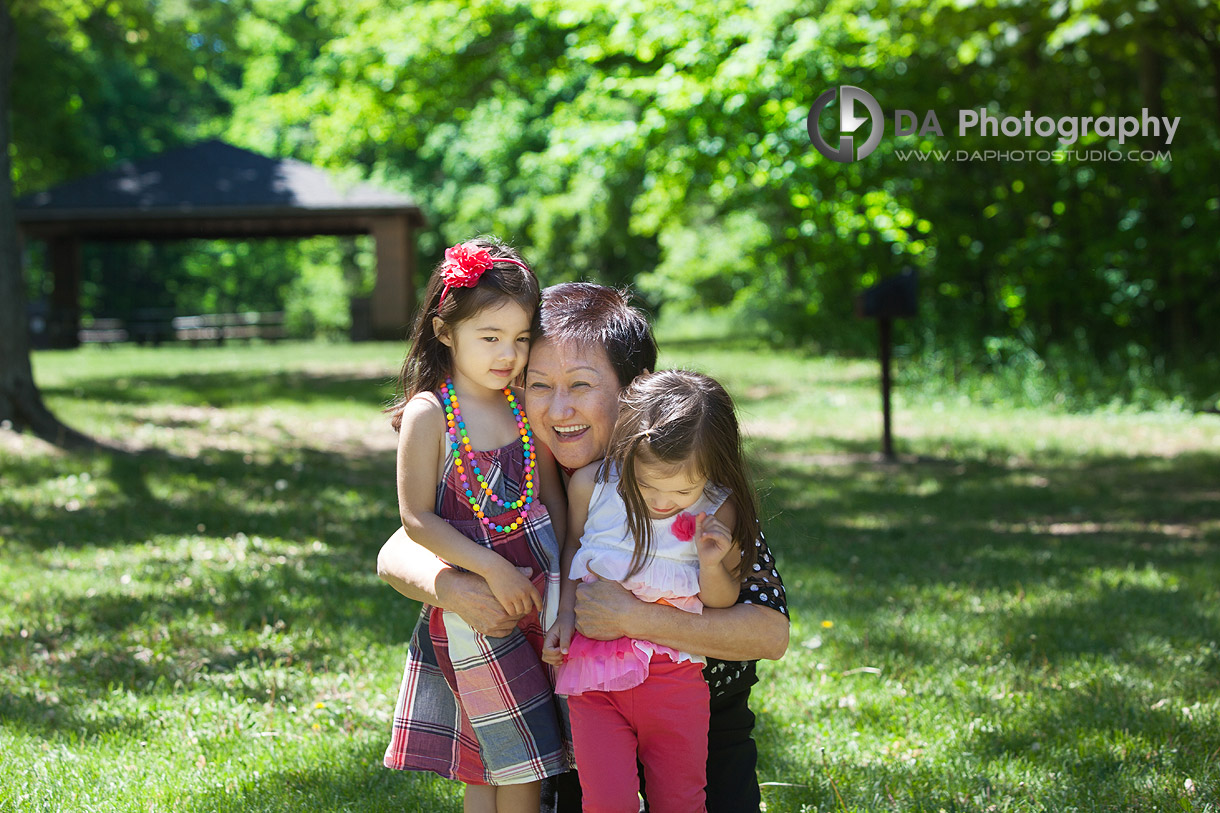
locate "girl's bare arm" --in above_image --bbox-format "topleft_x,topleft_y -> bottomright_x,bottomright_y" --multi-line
543,463 -> 597,663
535,439 -> 567,549
695,499 -> 744,609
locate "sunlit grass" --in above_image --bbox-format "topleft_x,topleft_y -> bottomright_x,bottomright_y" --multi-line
3,340 -> 1218,811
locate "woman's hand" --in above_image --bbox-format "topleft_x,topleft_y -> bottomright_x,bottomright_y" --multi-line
574,576 -> 641,641
484,559 -> 544,618
542,610 -> 576,666
695,511 -> 735,569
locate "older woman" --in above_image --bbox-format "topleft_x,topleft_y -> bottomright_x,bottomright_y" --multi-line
378,283 -> 789,812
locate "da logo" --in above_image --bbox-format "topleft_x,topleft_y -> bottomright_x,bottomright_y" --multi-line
807,86 -> 884,163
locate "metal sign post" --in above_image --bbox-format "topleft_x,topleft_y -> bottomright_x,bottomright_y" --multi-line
855,268 -> 918,460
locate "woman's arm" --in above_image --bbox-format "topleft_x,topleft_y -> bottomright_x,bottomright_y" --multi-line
376,527 -> 524,638
574,585 -> 789,661
397,395 -> 542,617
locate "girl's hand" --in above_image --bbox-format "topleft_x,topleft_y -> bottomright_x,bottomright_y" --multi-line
440,568 -> 531,637
542,610 -> 576,666
485,559 -> 544,618
695,511 -> 735,567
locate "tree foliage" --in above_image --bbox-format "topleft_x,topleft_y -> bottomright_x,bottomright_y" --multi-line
9,0 -> 1220,403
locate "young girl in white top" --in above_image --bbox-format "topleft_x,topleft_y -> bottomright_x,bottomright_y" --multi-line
543,369 -> 763,812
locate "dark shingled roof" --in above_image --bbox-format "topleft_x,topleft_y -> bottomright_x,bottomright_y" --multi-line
16,140 -> 422,224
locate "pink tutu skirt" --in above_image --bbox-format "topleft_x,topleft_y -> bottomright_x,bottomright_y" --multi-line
555,632 -> 652,696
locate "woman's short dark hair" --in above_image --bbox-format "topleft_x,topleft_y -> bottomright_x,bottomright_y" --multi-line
537,283 -> 657,388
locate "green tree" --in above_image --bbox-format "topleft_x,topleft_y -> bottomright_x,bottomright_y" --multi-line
8,0 -> 1217,412
1,0 -> 247,442
0,0 -> 88,444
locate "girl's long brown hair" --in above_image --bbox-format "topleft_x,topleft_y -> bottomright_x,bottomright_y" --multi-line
387,237 -> 539,431
602,369 -> 761,580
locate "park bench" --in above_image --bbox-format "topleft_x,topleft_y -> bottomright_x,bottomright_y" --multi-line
74,311 -> 287,345
172,312 -> 287,344
77,318 -> 128,344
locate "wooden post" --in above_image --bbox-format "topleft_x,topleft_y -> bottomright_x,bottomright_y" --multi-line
48,236 -> 81,349
369,215 -> 414,341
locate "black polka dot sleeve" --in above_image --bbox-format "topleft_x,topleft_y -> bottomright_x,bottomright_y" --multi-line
703,529 -> 788,699
738,529 -> 787,617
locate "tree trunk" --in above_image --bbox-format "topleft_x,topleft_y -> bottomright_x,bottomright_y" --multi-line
1138,38 -> 1188,358
0,0 -> 91,447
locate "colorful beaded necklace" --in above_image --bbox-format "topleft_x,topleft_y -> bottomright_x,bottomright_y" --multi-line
440,378 -> 536,533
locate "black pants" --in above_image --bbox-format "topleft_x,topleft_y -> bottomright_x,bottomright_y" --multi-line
703,686 -> 762,812
541,685 -> 760,813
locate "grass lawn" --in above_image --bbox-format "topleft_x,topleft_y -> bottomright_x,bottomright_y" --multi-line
2,340 -> 1218,812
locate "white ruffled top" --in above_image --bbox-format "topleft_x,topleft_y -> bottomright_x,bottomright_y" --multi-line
569,465 -> 732,617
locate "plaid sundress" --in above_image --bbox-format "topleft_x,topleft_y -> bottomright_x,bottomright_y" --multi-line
383,430 -> 572,785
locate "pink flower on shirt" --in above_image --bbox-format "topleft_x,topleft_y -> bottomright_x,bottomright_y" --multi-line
671,512 -> 697,542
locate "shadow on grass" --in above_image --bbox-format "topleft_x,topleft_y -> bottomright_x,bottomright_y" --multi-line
0,688 -> 146,742
967,672 -> 1220,765
1000,582 -> 1220,666
182,738 -> 462,812
6,362 -> 1220,809
0,542 -> 424,742
740,423 -> 1220,808
0,524 -> 422,699
750,430 -> 1220,807
1,444 -> 397,552
763,435 -> 1220,588
763,432 -> 1220,670
1,435 -> 420,742
753,692 -> 1220,811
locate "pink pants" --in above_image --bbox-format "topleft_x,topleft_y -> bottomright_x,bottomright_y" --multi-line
568,656 -> 710,813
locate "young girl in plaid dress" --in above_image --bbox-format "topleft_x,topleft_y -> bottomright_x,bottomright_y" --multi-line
384,238 -> 571,812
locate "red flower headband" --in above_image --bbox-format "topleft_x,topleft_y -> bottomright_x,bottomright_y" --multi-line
437,242 -> 531,306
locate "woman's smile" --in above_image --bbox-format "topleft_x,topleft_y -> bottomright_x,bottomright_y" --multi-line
551,423 -> 591,439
